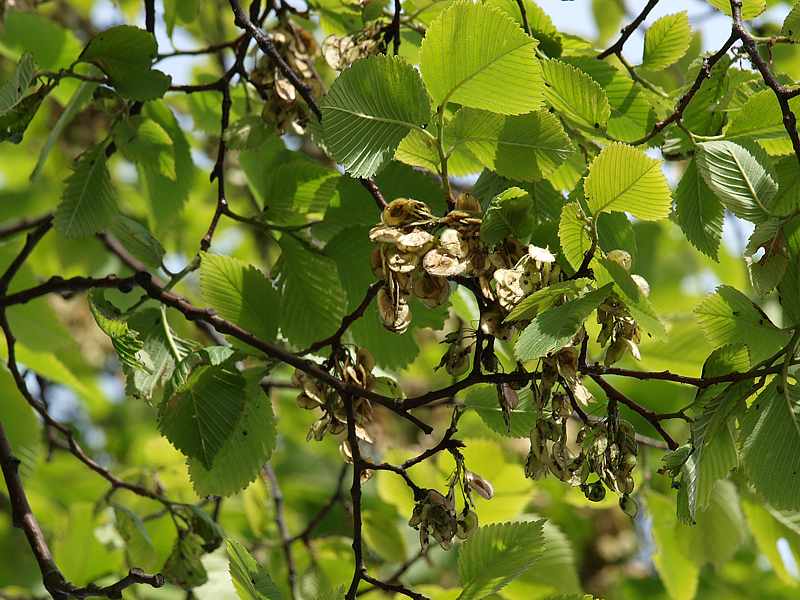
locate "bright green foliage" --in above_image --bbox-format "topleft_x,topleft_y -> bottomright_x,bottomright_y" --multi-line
457,521 -> 545,599
647,492 -> 700,600
708,0 -> 766,19
505,279 -> 593,323
88,290 -> 145,371
696,140 -> 777,223
53,143 -> 118,238
445,108 -> 573,182
0,53 -> 36,115
783,1 -> 800,39
320,55 -> 430,177
78,25 -> 171,101
420,2 -> 544,115
200,252 -> 279,343
642,12 -> 691,71
227,539 -> 282,600
743,381 -> 800,511
694,285 -> 789,364
673,159 -> 724,260
515,285 -> 612,361
584,143 -> 671,220
541,59 -> 611,132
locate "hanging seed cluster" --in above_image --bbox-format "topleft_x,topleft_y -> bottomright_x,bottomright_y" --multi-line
292,347 -> 375,443
322,21 -> 386,71
252,26 -> 320,134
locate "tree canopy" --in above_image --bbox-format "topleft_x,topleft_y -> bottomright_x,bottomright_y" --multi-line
2,1 -> 800,599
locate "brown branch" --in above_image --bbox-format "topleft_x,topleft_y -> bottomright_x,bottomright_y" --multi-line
0,275 -> 135,307
730,0 -> 800,165
597,0 -> 660,59
263,465 -> 297,599
344,394 -> 366,599
515,0 -> 531,36
0,214 -> 53,240
391,0 -> 402,54
590,374 -> 678,450
299,282 -> 383,355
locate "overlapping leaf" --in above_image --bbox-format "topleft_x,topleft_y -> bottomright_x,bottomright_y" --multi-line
674,159 -> 724,260
541,59 -> 611,131
642,12 -> 691,71
420,2 -> 544,115
0,53 -> 36,116
320,54 -> 431,177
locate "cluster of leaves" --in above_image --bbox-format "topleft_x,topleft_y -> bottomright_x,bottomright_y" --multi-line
4,0 -> 800,600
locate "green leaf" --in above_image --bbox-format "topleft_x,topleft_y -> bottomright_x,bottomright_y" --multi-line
646,492 -> 700,600
224,115 -> 273,151
481,187 -> 536,246
0,53 -> 36,115
558,202 -> 593,272
678,480 -> 746,567
159,360 -> 247,469
743,380 -> 800,510
541,59 -> 611,131
457,520 -> 546,599
783,1 -> 800,40
88,290 -> 146,371
110,215 -> 165,269
584,142 -> 671,220
463,384 -> 538,437
363,505 -> 408,563
188,370 -> 277,497
227,539 -> 282,600
320,54 -> 431,178
723,90 -> 800,152
0,10 -> 82,70
708,0 -> 766,19
277,236 -> 347,348
515,285 -> 612,361
125,307 -> 196,402
674,159 -> 724,260
694,285 -> 790,364
54,143 -> 118,238
163,533 -> 208,588
742,500 -> 800,585
114,506 -> 159,572
420,2 -> 544,115
53,502 -> 121,585
200,252 -> 279,344
138,102 -> 195,225
505,279 -> 593,323
445,108 -> 573,182
642,12 -> 691,71
0,368 -> 41,477
30,81 -> 97,181
486,0 -> 563,56
79,25 -> 171,101
695,140 -> 777,223
0,85 -> 48,144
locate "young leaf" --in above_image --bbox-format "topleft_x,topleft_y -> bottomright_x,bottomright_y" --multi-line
420,2 -> 544,115
674,159 -> 724,260
584,143 -> 671,220
515,285 -> 612,361
0,53 -> 36,116
88,290 -> 146,371
158,360 -> 247,469
79,25 -> 171,101
162,533 -> 208,588
695,140 -> 777,223
110,215 -> 165,269
200,252 -> 279,343
480,187 -> 536,247
541,59 -> 611,132
463,384 -> 538,438
694,285 -> 790,364
743,381 -> 800,511
445,108 -> 573,182
320,54 -> 431,178
227,539 -> 282,600
505,278 -> 593,323
641,12 -> 691,71
457,520 -> 545,599
0,86 -> 48,144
